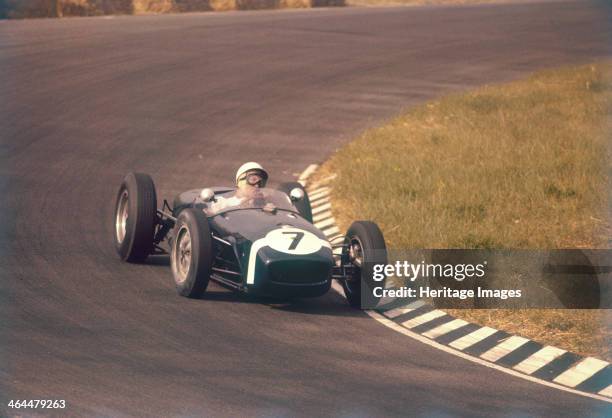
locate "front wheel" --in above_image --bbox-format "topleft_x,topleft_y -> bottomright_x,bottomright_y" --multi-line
171,208 -> 213,298
114,172 -> 157,262
341,221 -> 387,308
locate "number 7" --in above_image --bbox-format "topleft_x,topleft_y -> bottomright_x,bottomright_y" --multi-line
282,231 -> 304,250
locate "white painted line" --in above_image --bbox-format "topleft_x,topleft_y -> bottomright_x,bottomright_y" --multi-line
322,226 -> 340,237
308,193 -> 329,202
480,336 -> 529,362
384,300 -> 426,319
310,196 -> 331,208
362,308 -> 612,404
298,164 -> 318,184
513,346 -> 567,375
312,202 -> 331,215
327,234 -> 344,243
308,190 -> 329,203
309,186 -> 330,195
310,198 -> 330,209
553,357 -> 609,388
314,217 -> 336,230
599,385 -> 612,398
312,210 -> 333,223
422,318 -> 470,339
449,326 -> 498,351
401,309 -> 446,329
329,234 -> 344,256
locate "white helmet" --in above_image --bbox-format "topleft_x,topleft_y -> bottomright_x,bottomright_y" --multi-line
235,162 -> 268,187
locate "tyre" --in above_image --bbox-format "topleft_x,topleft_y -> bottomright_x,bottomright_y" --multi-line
171,208 -> 213,298
341,221 -> 387,308
114,172 -> 157,262
278,181 -> 313,223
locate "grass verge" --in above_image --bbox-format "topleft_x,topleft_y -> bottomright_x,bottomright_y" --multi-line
346,0 -> 503,6
0,0 -> 341,19
312,62 -> 611,360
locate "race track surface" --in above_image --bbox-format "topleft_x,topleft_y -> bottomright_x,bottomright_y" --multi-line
1,1 -> 611,416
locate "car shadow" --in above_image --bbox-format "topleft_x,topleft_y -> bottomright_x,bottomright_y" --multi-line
271,297 -> 362,318
145,256 -> 361,317
201,284 -> 361,317
147,255 -> 171,266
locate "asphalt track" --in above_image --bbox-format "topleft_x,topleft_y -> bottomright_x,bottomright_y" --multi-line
1,1 -> 611,416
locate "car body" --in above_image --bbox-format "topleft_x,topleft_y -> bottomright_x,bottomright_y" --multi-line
171,187 -> 334,297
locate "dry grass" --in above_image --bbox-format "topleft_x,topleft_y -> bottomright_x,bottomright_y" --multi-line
0,0 -> 336,18
346,0 -> 503,6
312,62 -> 611,359
135,0 -> 316,14
0,0 -> 521,18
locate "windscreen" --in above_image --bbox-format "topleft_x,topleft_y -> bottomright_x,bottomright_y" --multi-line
204,188 -> 299,216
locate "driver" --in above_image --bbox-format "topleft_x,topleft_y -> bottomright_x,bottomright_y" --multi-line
207,162 -> 269,213
235,162 -> 268,190
234,162 -> 268,206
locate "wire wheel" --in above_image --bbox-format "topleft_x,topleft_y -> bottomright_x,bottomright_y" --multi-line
115,189 -> 129,244
113,172 -> 157,262
341,221 -> 387,308
343,236 -> 364,297
173,226 -> 192,284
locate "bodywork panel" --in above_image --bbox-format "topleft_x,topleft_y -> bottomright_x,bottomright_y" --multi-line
171,187 -> 334,297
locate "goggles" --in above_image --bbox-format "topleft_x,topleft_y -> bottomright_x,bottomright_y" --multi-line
243,172 -> 266,187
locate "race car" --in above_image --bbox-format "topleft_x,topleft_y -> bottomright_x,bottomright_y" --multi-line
113,172 -> 387,308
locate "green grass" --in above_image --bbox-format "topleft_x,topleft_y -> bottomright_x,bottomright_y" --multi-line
312,62 -> 611,359
315,63 -> 610,250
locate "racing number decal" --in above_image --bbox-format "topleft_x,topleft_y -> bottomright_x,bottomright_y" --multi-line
247,227 -> 329,283
265,228 -> 324,255
282,231 -> 304,250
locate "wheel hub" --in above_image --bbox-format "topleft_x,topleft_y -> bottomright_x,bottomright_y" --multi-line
115,190 -> 129,244
173,226 -> 192,283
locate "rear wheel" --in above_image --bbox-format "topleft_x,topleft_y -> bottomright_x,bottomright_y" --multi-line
114,172 -> 157,262
171,209 -> 213,298
278,181 -> 313,223
342,221 -> 387,308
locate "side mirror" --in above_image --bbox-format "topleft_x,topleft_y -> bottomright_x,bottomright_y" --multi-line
289,187 -> 304,202
200,188 -> 215,202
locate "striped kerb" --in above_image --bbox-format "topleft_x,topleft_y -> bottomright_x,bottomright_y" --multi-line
449,327 -> 498,351
401,310 -> 446,329
513,346 -> 567,375
480,336 -> 529,362
553,358 -> 609,388
422,319 -> 470,339
383,300 -> 427,319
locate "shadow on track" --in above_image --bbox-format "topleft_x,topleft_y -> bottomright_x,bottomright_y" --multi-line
145,256 -> 360,317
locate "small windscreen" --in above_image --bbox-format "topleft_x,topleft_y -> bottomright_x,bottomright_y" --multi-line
204,188 -> 299,216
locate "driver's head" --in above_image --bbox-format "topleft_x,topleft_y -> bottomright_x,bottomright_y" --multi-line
235,162 -> 268,189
